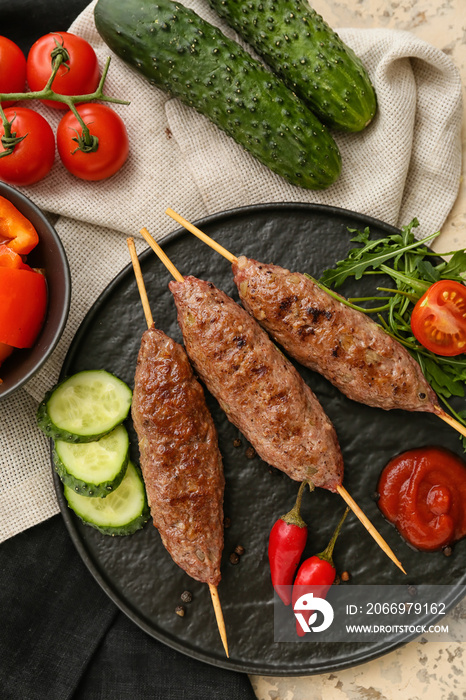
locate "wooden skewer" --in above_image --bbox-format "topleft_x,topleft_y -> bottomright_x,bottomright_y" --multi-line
209,584 -> 229,657
139,227 -> 184,282
165,209 -> 466,447
166,208 -> 238,263
336,485 -> 405,574
126,236 -> 229,658
127,237 -> 154,328
436,408 -> 466,439
142,225 -> 406,575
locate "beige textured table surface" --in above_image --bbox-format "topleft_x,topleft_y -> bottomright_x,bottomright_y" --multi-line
250,3 -> 466,699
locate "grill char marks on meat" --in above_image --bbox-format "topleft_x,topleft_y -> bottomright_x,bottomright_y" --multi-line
169,276 -> 343,493
233,256 -> 439,414
131,326 -> 224,586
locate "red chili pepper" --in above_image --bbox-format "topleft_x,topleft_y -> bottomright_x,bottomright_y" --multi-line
292,507 -> 349,636
268,481 -> 309,606
0,196 -> 39,255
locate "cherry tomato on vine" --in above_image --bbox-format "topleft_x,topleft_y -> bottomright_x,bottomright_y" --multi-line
0,108 -> 55,186
411,280 -> 466,356
26,32 -> 100,109
57,103 -> 129,181
0,37 -> 27,107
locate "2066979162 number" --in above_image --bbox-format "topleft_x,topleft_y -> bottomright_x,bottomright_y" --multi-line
365,602 -> 446,615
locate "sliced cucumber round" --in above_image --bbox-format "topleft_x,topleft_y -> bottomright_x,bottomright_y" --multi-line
63,461 -> 150,536
37,370 -> 132,442
53,424 -> 130,497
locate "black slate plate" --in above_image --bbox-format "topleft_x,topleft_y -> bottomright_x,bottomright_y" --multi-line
53,203 -> 466,676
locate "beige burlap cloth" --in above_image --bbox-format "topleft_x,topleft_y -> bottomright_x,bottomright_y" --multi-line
0,0 -> 462,542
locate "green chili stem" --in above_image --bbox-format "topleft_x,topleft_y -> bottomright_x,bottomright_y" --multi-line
318,507 -> 349,565
281,481 -> 309,528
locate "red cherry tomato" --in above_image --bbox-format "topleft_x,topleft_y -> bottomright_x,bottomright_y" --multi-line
0,36 -> 27,107
0,108 -> 55,186
26,32 -> 100,110
56,103 -> 129,181
411,280 -> 466,356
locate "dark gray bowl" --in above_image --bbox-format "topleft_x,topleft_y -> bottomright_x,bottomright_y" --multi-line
0,182 -> 70,399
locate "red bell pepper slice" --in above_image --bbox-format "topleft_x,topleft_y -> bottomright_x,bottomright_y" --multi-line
0,196 -> 39,255
0,267 -> 47,348
0,244 -> 31,270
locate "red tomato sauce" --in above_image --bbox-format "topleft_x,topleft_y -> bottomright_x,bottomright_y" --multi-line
377,446 -> 466,551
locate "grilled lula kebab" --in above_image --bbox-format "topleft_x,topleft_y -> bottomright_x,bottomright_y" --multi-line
165,209 -> 466,440
139,227 -> 406,574
127,238 -> 228,657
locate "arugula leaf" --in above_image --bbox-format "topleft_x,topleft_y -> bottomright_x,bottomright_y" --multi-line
320,228 -> 439,288
421,356 -> 465,398
416,259 -> 440,283
438,250 -> 466,280
318,218 -> 466,444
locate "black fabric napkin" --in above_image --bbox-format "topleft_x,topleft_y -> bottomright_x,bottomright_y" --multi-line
0,515 -> 256,700
0,1 -> 255,697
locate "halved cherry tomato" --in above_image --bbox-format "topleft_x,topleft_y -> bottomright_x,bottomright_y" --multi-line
0,36 -> 27,107
411,280 -> 466,356
26,32 -> 100,110
0,196 -> 39,254
0,267 -> 47,348
0,108 -> 55,186
57,103 -> 129,181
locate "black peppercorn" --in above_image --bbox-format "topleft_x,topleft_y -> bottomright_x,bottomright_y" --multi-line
229,552 -> 240,565
175,605 -> 185,617
234,545 -> 245,556
181,590 -> 193,603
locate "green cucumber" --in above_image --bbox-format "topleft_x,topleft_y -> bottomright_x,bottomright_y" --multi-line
63,461 -> 150,535
53,424 -> 130,497
208,0 -> 377,132
37,370 -> 132,443
94,0 -> 341,190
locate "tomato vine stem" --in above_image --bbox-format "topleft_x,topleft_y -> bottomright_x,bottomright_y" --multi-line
0,55 -> 129,155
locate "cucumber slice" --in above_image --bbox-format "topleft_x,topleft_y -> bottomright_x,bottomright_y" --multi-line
37,370 -> 132,442
63,461 -> 150,536
53,424 -> 130,497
